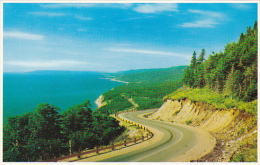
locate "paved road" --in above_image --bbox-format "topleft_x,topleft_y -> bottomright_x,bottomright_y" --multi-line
100,110 -> 198,162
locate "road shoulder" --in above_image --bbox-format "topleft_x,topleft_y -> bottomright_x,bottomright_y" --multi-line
169,122 -> 216,162
139,112 -> 216,162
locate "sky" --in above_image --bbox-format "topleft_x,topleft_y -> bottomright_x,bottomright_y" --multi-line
3,2 -> 258,72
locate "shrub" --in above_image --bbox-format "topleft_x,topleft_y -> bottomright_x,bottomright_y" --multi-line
185,120 -> 192,125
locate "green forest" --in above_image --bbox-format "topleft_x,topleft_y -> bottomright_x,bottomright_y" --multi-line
114,65 -> 187,83
3,100 -> 124,161
95,66 -> 186,114
183,21 -> 257,101
172,21 -> 257,115
96,81 -> 182,114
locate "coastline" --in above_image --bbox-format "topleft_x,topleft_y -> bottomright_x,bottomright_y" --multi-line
95,95 -> 104,108
95,77 -> 129,109
99,77 -> 129,84
110,78 -> 129,84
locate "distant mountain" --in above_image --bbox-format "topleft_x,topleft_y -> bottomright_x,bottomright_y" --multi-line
12,66 -> 187,84
27,70 -> 104,74
113,65 -> 187,83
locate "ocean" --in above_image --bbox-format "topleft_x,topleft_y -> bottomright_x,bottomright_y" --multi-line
3,71 -> 123,124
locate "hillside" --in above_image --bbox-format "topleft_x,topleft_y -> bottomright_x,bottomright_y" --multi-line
95,22 -> 258,162
183,21 -> 257,102
149,21 -> 258,162
95,66 -> 185,114
114,65 -> 187,83
148,98 -> 257,162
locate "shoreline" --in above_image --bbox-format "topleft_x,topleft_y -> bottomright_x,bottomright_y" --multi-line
95,77 -> 129,109
95,95 -> 103,108
99,77 -> 129,84
110,78 -> 129,84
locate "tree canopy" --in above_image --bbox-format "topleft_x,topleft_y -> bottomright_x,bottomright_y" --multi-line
183,21 -> 257,102
3,100 -> 125,162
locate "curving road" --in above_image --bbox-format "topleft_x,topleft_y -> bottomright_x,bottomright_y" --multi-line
100,110 -> 199,162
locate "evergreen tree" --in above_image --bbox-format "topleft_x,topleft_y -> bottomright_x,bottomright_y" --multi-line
197,49 -> 205,63
183,66 -> 194,87
239,33 -> 244,43
190,51 -> 197,69
196,64 -> 205,88
224,64 -> 235,99
183,21 -> 257,101
253,21 -> 258,35
183,51 -> 197,88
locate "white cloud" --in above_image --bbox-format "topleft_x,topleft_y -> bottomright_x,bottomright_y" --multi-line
134,3 -> 178,13
4,31 -> 45,40
107,48 -> 189,59
121,16 -> 154,21
180,19 -> 218,28
5,60 -> 89,68
40,3 -> 132,9
29,12 -> 66,17
103,3 -> 132,9
75,15 -> 92,21
188,9 -> 223,18
40,3 -> 97,8
180,9 -> 223,28
231,3 -> 252,10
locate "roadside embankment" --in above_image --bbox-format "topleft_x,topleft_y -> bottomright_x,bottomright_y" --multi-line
148,98 -> 257,162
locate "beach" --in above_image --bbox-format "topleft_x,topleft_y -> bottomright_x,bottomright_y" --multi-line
99,77 -> 129,84
95,95 -> 104,108
95,78 -> 129,109
110,78 -> 129,84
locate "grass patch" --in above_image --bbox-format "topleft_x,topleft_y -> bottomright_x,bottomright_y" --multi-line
173,110 -> 180,116
230,132 -> 257,162
165,88 -> 257,115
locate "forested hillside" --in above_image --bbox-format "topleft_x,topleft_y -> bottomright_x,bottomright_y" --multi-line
183,21 -> 257,102
161,21 -> 258,162
96,81 -> 182,114
96,66 -> 186,114
114,66 -> 186,83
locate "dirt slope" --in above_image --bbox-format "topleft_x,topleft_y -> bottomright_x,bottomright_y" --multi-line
148,98 -> 257,162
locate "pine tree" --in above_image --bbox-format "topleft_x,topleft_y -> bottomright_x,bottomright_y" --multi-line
197,49 -> 205,63
183,21 -> 257,101
198,65 -> 206,88
253,21 -> 258,35
233,70 -> 243,98
239,33 -> 244,43
190,51 -> 197,69
224,64 -> 235,99
246,26 -> 252,36
183,66 -> 194,87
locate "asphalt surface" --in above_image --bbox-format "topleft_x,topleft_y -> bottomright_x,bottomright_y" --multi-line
100,110 -> 198,162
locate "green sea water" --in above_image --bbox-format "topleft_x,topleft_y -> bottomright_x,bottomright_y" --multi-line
3,71 -> 123,124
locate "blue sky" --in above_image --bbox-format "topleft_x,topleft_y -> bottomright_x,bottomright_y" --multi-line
3,3 -> 258,72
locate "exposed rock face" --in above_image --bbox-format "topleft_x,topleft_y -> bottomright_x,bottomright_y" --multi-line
148,99 -> 257,162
